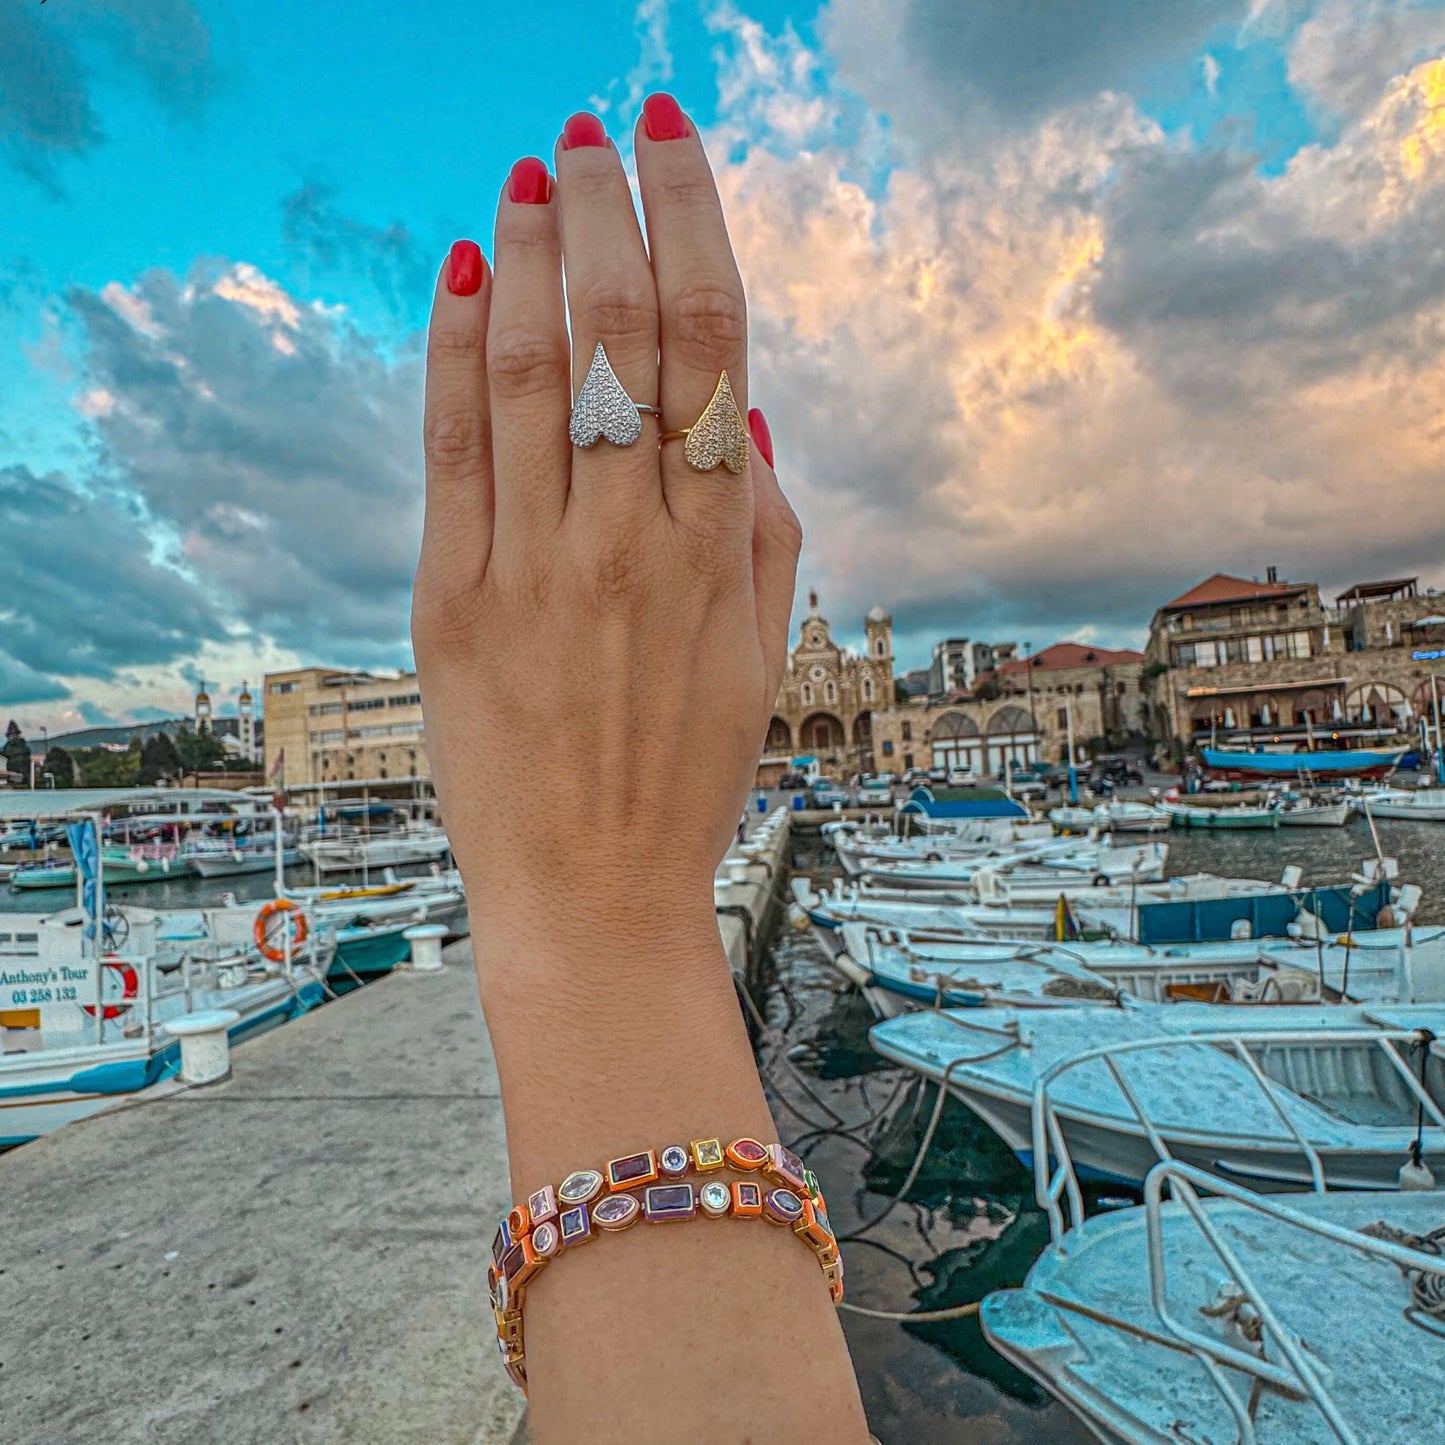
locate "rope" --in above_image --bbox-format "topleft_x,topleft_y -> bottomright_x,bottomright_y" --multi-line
840,1299 -> 981,1322
1360,1219 -> 1445,1334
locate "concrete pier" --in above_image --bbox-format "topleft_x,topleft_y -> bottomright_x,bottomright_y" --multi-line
716,808 -> 791,993
0,945 -> 524,1445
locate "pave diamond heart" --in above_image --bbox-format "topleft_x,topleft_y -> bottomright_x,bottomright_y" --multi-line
682,371 -> 749,474
570,342 -> 644,448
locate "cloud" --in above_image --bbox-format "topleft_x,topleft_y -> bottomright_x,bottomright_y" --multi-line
1289,0 -> 1445,120
0,0 -> 213,187
701,11 -> 1445,655
77,700 -> 119,726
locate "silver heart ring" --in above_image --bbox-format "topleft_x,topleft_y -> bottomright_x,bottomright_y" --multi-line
569,343 -> 660,449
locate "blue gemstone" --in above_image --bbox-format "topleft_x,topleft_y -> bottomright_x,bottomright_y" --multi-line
491,1219 -> 512,1264
559,1205 -> 591,1246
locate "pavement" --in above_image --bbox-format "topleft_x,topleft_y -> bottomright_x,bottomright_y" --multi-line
0,943 -> 526,1445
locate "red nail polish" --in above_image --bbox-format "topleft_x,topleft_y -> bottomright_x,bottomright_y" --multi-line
642,93 -> 690,142
447,240 -> 484,297
562,112 -> 607,150
748,408 -> 774,468
509,157 -> 552,204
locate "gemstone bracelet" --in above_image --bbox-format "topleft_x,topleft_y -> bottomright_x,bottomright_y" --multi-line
487,1136 -> 843,1390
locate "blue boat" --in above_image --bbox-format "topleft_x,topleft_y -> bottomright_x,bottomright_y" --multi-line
1201,746 -> 1404,780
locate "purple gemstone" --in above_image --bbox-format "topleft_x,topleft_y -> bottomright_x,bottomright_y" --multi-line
593,1194 -> 640,1230
527,1184 -> 557,1225
532,1221 -> 559,1257
558,1205 -> 591,1247
764,1188 -> 804,1225
501,1241 -> 527,1283
643,1183 -> 697,1221
769,1143 -> 808,1192
608,1151 -> 656,1187
659,1145 -> 689,1178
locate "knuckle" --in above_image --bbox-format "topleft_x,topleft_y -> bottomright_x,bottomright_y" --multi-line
676,505 -> 750,576
764,499 -> 804,556
668,281 -> 746,368
577,280 -> 658,349
590,533 -> 650,607
656,168 -> 719,216
487,327 -> 565,400
428,323 -> 487,364
423,410 -> 489,476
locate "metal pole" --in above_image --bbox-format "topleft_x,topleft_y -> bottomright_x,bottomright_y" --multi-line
273,803 -> 286,896
1432,673 -> 1444,784
1066,696 -> 1078,805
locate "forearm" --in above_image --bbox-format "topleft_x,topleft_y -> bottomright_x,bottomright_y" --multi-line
475,910 -> 871,1445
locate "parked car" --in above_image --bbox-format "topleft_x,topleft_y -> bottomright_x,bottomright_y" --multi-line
1093,755 -> 1144,786
857,778 -> 896,809
997,764 -> 1049,799
902,768 -> 931,786
927,767 -> 948,784
809,777 -> 852,807
778,771 -> 809,789
946,767 -> 977,786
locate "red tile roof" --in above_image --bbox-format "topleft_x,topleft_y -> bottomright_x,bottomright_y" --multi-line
1161,572 -> 1305,611
994,642 -> 1144,675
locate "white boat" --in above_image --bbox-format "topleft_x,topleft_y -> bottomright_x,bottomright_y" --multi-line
828,819 -> 1058,876
1276,796 -> 1353,826
1047,806 -> 1096,831
186,836 -> 302,877
857,841 -> 1170,891
1362,786 -> 1445,822
982,1161 -> 1445,1445
1163,800 -> 1279,829
869,1001 -> 1445,1192
0,904 -> 331,1146
300,826 -> 452,873
1096,801 -> 1172,833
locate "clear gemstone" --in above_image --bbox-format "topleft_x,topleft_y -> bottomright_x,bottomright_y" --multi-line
699,1182 -> 731,1217
532,1222 -> 558,1257
558,1169 -> 603,1204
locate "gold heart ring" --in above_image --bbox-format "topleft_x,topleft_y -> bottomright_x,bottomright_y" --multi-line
659,371 -> 750,474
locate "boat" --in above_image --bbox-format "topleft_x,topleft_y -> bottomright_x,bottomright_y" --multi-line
1094,801 -> 1172,834
300,825 -> 452,873
186,835 -> 302,878
1201,745 -> 1406,781
1163,800 -> 1279,829
1361,787 -> 1445,822
1276,795 -> 1353,826
856,841 -> 1170,891
10,840 -> 195,890
9,858 -> 78,890
981,1161 -> 1445,1445
868,1001 -> 1445,1192
0,904 -> 330,1146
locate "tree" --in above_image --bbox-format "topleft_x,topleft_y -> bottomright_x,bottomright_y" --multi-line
892,680 -> 911,704
42,746 -> 75,787
138,732 -> 183,785
3,720 -> 31,785
174,721 -> 225,772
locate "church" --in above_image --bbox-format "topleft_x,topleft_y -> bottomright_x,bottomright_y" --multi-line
760,594 -> 893,782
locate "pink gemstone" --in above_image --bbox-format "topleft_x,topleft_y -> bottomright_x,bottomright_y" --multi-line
593,1194 -> 641,1231
527,1185 -> 557,1225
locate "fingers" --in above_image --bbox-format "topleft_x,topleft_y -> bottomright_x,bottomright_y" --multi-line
553,113 -> 662,521
421,242 -> 494,588
634,94 -> 751,535
746,410 -> 802,702
488,157 -> 572,547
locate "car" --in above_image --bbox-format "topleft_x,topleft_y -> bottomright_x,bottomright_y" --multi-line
1093,755 -> 1144,786
857,778 -> 896,808
778,771 -> 809,789
809,778 -> 852,807
946,767 -> 977,786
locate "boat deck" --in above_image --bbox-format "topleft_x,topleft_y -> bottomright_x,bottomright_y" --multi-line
0,940 -> 525,1445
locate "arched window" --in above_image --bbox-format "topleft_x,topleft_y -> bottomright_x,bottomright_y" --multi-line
802,683 -> 813,706
863,677 -> 874,702
875,639 -> 885,656
825,680 -> 837,704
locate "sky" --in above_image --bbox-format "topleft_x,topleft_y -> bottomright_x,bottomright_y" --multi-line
4,0 -> 1445,734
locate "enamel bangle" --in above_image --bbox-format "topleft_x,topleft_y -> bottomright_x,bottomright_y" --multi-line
487,1138 -> 842,1392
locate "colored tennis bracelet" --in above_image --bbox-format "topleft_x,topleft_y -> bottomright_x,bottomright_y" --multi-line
487,1137 -> 843,1390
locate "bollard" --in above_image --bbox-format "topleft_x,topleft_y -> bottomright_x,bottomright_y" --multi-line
727,859 -> 751,884
405,923 -> 449,973
165,1010 -> 241,1086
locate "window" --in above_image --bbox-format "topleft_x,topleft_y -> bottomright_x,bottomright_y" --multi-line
1116,682 -> 1126,696
351,697 -> 386,711
825,680 -> 836,703
901,721 -> 912,741
318,702 -> 343,716
316,729 -> 343,743
1175,643 -> 1195,667
882,740 -> 894,756
269,681 -> 297,695
875,640 -> 885,656
1057,707 -> 1068,728
801,683 -> 813,705
390,721 -> 424,737
903,752 -> 913,769
388,692 -> 422,707
863,677 -> 873,702
350,724 -> 388,739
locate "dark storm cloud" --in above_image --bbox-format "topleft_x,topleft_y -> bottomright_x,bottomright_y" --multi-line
70,263 -> 425,663
0,0 -> 211,186
0,464 -> 220,699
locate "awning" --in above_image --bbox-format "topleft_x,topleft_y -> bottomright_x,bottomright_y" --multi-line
1184,677 -> 1346,698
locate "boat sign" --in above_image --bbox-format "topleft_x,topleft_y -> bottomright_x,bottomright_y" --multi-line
0,952 -> 99,1030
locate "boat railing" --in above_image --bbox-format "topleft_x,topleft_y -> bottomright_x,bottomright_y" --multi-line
1031,1024 -> 1445,1241
1135,1159 -> 1445,1445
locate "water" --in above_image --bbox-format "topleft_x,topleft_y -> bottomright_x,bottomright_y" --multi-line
754,821 -> 1445,1443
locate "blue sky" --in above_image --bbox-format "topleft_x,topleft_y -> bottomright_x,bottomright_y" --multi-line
4,0 -> 1445,734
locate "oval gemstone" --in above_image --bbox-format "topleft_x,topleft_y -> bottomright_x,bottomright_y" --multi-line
699,1182 -> 732,1217
659,1145 -> 689,1177
592,1194 -> 641,1231
558,1169 -> 604,1205
763,1188 -> 805,1225
532,1221 -> 559,1257
726,1137 -> 770,1170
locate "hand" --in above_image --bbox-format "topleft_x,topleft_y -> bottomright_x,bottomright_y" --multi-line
413,96 -> 800,968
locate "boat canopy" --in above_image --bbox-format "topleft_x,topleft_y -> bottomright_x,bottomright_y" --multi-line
1135,878 -> 1392,945
900,786 -> 1030,820
0,786 -> 253,821
1201,746 -> 1404,779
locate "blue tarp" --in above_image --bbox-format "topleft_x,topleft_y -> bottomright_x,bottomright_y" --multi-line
900,786 -> 1029,820
1136,881 -> 1393,944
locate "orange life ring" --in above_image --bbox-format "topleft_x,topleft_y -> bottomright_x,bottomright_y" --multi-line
255,898 -> 309,963
81,955 -> 140,1019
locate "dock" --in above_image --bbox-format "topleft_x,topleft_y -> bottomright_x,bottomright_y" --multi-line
2,810 -> 794,1445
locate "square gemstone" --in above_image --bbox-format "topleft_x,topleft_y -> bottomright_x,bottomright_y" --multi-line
642,1183 -> 697,1221
606,1150 -> 658,1189
732,1181 -> 763,1216
558,1205 -> 591,1247
527,1185 -> 557,1225
768,1143 -> 808,1193
501,1241 -> 527,1284
491,1219 -> 512,1265
690,1137 -> 725,1171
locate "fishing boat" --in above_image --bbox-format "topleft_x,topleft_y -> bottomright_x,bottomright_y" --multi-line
981,1161 -> 1445,1445
1094,801 -> 1172,834
856,841 -> 1169,891
1163,799 -> 1279,829
186,834 -> 302,878
300,824 -> 452,873
869,1001 -> 1445,1192
1047,805 -> 1095,831
1361,786 -> 1445,822
0,904 -> 329,1146
1201,745 -> 1406,781
9,840 -> 193,890
1276,794 -> 1353,826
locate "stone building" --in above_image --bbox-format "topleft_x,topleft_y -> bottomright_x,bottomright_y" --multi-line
868,642 -> 1144,776
759,595 -> 893,781
1144,572 -> 1445,754
263,667 -> 428,788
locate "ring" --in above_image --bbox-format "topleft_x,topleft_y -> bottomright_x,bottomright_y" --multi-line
659,371 -> 750,474
570,343 -> 660,449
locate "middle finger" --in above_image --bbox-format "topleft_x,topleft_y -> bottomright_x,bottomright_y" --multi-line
554,111 -> 663,523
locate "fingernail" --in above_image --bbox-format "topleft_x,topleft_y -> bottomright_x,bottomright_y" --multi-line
642,92 -> 690,142
509,157 -> 552,204
447,240 -> 484,297
748,407 -> 774,467
563,112 -> 607,150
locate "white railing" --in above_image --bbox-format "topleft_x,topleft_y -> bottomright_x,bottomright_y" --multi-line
1030,1024 -> 1445,1240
